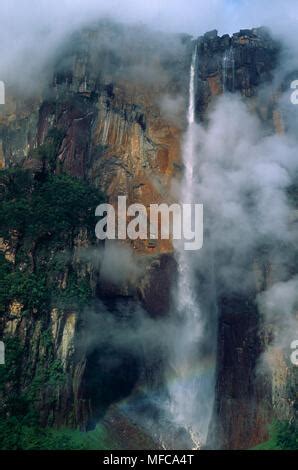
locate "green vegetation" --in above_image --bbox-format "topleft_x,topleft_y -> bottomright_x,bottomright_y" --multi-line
52,271 -> 92,310
254,421 -> 297,450
0,418 -> 114,450
0,254 -> 49,314
0,337 -> 23,394
0,168 -> 107,449
31,128 -> 65,172
0,169 -> 104,314
0,336 -> 114,450
0,336 -> 65,425
0,169 -> 103,240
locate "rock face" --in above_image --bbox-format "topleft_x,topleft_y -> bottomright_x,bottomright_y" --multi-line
195,27 -> 279,121
0,23 -> 191,431
192,28 -> 297,449
0,23 -> 296,448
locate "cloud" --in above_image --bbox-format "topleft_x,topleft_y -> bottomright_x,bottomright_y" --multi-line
171,82 -> 298,444
190,95 -> 298,294
77,241 -> 146,286
77,299 -> 171,357
256,276 -> 298,382
1,1 -> 298,92
159,94 -> 186,126
258,276 -> 298,321
99,241 -> 145,285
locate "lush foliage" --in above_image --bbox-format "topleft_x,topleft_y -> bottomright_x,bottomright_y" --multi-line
0,254 -> 49,314
0,169 -> 106,449
0,337 -> 115,450
254,420 -> 298,450
0,418 -> 114,450
0,336 -> 64,422
0,169 -> 103,240
0,169 -> 103,313
36,127 -> 65,172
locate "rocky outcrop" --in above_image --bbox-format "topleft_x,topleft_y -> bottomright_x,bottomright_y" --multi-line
0,23 -> 191,431
195,27 -> 280,121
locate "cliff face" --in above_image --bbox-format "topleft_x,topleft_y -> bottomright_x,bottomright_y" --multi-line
195,27 -> 279,119
193,28 -> 297,449
0,24 -> 191,432
0,23 -> 296,449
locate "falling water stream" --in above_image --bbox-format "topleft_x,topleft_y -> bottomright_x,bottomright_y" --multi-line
118,46 -> 215,451
223,47 -> 235,92
167,47 -> 203,449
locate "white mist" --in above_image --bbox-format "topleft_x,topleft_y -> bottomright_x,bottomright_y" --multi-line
167,47 -> 204,449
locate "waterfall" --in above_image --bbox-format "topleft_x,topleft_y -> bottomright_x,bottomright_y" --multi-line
222,51 -> 227,93
167,46 -> 204,449
222,47 -> 235,92
116,46 -> 216,451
